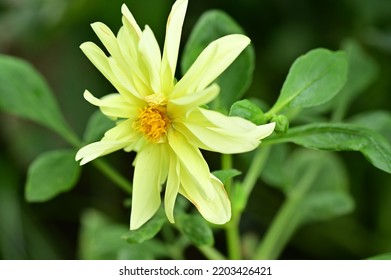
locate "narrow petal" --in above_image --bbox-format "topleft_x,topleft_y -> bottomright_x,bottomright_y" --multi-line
173,34 -> 251,97
168,84 -> 219,118
164,149 -> 180,223
91,22 -> 122,61
83,90 -> 139,119
176,108 -> 276,153
130,144 -> 165,230
80,42 -> 142,103
75,140 -> 131,165
102,119 -> 139,141
121,4 -> 142,38
138,26 -> 162,93
179,169 -> 231,225
160,0 -> 188,94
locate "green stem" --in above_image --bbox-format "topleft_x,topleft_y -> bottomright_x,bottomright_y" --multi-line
253,162 -> 322,259
241,146 -> 271,206
225,216 -> 241,260
92,159 -> 133,195
221,153 -> 233,194
198,245 -> 226,260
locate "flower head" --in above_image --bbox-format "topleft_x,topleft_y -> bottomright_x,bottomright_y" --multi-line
76,0 -> 275,230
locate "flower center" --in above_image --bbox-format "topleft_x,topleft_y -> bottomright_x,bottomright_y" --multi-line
134,105 -> 171,142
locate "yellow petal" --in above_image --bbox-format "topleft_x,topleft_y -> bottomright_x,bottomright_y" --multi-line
179,169 -> 231,225
168,84 -> 219,118
75,140 -> 131,165
138,26 -> 162,94
80,42 -> 142,103
164,149 -> 180,223
160,0 -> 188,94
173,34 -> 250,97
130,144 -> 166,230
177,108 -> 275,153
91,22 -> 122,62
121,4 -> 142,38
102,119 -> 139,141
83,90 -> 139,119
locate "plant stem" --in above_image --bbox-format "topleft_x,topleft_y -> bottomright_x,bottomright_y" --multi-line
253,162 -> 321,259
221,153 -> 233,194
241,146 -> 271,206
198,245 -> 226,260
92,159 -> 133,195
225,216 -> 241,260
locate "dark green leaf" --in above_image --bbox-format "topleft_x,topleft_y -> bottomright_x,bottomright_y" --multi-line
270,48 -> 348,113
0,55 -> 78,145
229,99 -> 266,125
123,207 -> 166,244
176,213 -> 214,246
25,149 -> 81,202
83,110 -> 115,143
181,10 -> 255,111
212,169 -> 242,185
270,123 -> 391,174
349,110 -> 391,142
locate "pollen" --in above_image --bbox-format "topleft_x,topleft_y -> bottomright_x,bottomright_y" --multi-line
134,105 -> 171,142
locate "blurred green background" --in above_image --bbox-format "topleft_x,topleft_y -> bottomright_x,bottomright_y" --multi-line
1,0 -> 391,259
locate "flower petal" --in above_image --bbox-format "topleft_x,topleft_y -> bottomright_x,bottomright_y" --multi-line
164,148 -> 180,223
168,83 -> 219,118
80,42 -> 142,103
130,144 -> 166,230
75,140 -> 131,165
177,108 -> 276,153
83,90 -> 139,119
121,4 -> 142,38
173,34 -> 251,97
179,169 -> 231,225
138,26 -> 162,94
160,0 -> 188,94
91,22 -> 122,62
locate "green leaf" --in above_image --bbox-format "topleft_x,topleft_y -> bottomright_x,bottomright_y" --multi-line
349,110 -> 391,142
83,110 -> 115,144
123,207 -> 166,244
269,123 -> 391,174
229,99 -> 266,125
270,48 -> 348,114
78,209 -> 168,260
176,213 -> 214,246
0,55 -> 78,146
25,149 -> 81,202
181,10 -> 255,111
284,150 -> 353,224
212,169 -> 242,185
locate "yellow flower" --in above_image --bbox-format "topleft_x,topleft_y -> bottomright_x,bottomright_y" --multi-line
76,0 -> 275,230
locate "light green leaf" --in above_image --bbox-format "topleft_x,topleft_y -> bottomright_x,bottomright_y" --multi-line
229,99 -> 266,125
270,48 -> 348,114
269,123 -> 391,174
176,213 -> 214,246
212,169 -> 242,185
25,149 -> 81,202
0,55 -> 78,146
78,209 -> 168,260
123,207 -> 166,244
181,10 -> 255,111
83,110 -> 115,144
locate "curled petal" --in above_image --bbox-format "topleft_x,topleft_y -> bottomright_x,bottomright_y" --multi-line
83,90 -> 139,119
121,4 -> 142,38
177,108 -> 276,154
173,34 -> 250,97
180,170 -> 231,225
75,140 -> 131,165
130,144 -> 167,230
